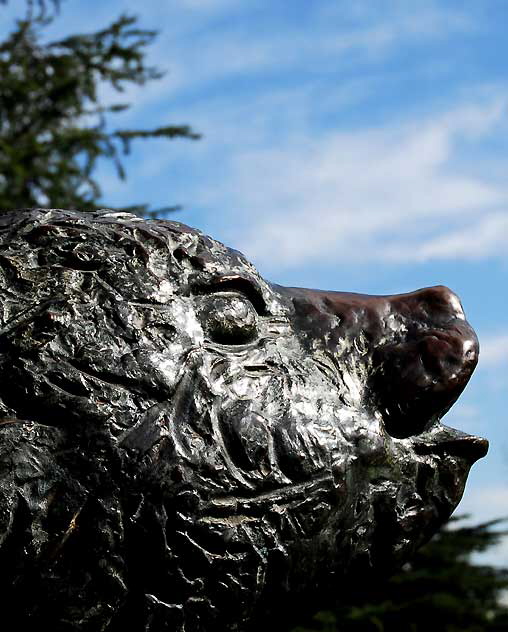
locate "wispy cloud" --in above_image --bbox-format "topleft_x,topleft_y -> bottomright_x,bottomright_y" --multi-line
96,81 -> 508,274
457,485 -> 508,566
221,97 -> 508,269
170,0 -> 238,11
458,486 -> 508,523
11,0 -> 505,275
480,334 -> 508,368
414,213 -> 508,260
69,0 -> 477,122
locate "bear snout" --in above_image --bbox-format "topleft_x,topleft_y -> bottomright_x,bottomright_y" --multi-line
280,284 -> 478,440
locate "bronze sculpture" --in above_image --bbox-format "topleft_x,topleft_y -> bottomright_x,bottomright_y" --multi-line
0,209 -> 487,630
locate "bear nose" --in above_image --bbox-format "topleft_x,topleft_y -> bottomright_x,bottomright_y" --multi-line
375,286 -> 478,389
369,287 -> 479,439
386,285 -> 467,328
276,283 -> 479,441
279,284 -> 474,353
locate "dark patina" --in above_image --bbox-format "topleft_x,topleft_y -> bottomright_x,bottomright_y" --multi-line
0,209 -> 487,630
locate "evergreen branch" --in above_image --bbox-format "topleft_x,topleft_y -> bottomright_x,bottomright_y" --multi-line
0,6 -> 200,215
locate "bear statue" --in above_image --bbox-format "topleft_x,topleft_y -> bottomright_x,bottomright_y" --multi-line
0,209 -> 487,630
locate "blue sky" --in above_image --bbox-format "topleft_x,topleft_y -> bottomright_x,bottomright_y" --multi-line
2,0 -> 508,559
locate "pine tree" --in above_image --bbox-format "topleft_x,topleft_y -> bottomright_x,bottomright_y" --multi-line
0,1 -> 199,215
292,518 -> 508,632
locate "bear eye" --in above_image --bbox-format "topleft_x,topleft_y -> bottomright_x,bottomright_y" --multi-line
200,292 -> 258,345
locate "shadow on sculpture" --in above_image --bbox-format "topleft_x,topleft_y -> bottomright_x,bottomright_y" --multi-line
0,209 -> 487,631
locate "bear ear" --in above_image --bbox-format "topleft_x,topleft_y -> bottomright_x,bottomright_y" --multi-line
0,420 -> 127,626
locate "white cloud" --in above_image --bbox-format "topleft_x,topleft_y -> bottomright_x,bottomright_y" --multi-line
15,0 -> 505,276
171,0 -> 237,9
84,0 -> 476,121
96,85 -> 508,273
414,213 -> 508,260
219,97 -> 508,268
321,0 -> 473,35
457,485 -> 508,567
480,334 -> 508,368
458,485 -> 508,523
321,5 -> 473,60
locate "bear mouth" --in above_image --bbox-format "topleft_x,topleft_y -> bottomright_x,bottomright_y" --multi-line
199,423 -> 488,526
199,472 -> 335,525
412,424 -> 489,462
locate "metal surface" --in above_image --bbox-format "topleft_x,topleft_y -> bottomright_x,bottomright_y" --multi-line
0,209 -> 487,630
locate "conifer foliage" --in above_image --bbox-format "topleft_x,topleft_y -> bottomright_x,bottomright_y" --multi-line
0,1 -> 199,214
293,518 -> 508,632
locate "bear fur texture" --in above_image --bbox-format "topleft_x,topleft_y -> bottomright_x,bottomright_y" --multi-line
0,209 -> 487,630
